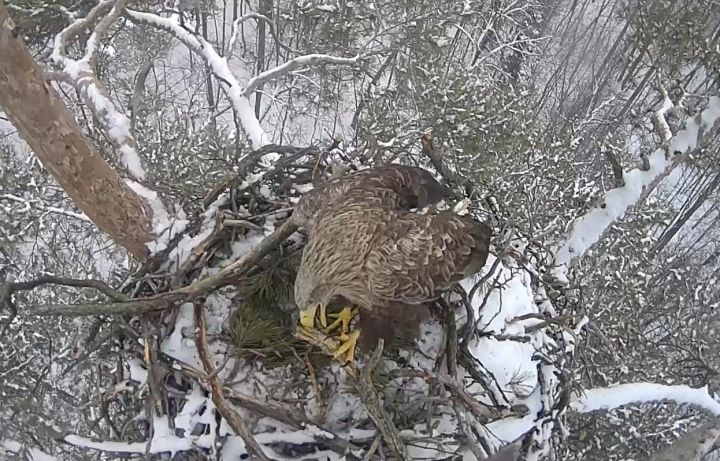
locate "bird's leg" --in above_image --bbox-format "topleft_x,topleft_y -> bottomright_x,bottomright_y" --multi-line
332,329 -> 361,364
323,306 -> 358,334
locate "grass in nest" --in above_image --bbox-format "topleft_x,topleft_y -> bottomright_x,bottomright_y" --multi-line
229,254 -> 330,369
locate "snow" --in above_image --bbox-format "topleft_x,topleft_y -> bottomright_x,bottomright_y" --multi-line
174,384 -> 218,450
457,256 -> 540,401
158,194 -> 227,267
127,357 -> 148,386
555,96 -> 720,268
571,383 -> 720,416
162,302 -> 202,369
66,414 -> 193,455
1,440 -> 58,461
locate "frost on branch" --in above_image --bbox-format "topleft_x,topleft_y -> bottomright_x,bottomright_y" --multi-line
554,95 -> 720,270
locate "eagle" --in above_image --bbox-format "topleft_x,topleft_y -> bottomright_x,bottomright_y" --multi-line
292,165 -> 491,363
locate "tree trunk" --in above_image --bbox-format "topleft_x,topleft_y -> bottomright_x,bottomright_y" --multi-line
644,420 -> 720,461
0,2 -> 153,261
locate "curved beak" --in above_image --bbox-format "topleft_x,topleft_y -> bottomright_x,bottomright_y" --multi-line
299,304 -> 318,328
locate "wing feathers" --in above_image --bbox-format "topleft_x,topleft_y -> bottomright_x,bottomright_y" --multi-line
293,165 -> 449,230
367,212 -> 490,305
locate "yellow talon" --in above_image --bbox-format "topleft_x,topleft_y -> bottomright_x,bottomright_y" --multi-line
323,306 -> 358,334
332,330 -> 361,364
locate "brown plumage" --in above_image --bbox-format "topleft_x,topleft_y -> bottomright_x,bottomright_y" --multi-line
292,164 -> 449,232
293,165 -> 491,349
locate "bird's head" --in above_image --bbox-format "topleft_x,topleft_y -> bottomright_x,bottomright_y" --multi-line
294,275 -> 338,329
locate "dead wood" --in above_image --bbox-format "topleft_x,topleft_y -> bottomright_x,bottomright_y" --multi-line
193,299 -> 270,461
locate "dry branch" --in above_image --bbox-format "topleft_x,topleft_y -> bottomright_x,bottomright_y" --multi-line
0,275 -> 168,320
391,369 -> 507,423
29,300 -> 170,317
357,340 -> 410,461
193,299 -> 270,461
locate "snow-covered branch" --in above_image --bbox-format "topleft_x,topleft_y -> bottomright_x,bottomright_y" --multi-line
126,9 -> 270,149
1,193 -> 91,222
571,383 -> 720,416
652,86 -> 675,144
127,9 -> 363,150
51,0 -> 147,181
243,53 -> 361,97
554,96 -> 720,270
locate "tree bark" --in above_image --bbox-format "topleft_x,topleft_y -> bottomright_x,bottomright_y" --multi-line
0,2 -> 153,260
644,420 -> 720,461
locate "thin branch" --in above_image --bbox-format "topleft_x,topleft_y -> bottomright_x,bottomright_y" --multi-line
356,340 -> 410,461
1,193 -> 92,222
243,53 -> 361,97
193,299 -> 270,461
391,369 -> 507,423
1,275 -> 130,301
168,219 -> 298,299
227,13 -> 299,58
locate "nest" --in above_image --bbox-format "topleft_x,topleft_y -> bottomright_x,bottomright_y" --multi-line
228,252 -> 314,367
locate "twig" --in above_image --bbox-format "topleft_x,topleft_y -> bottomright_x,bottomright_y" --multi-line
1,275 -> 129,301
168,219 -> 298,299
454,407 -> 488,460
193,299 -> 270,461
444,302 -> 459,378
420,133 -> 466,191
0,276 -> 136,327
391,369 -> 507,422
356,340 -> 410,461
362,434 -> 383,461
202,144 -> 318,207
